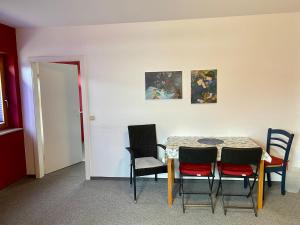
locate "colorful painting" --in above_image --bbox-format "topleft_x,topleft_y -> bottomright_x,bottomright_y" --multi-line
191,69 -> 217,104
145,71 -> 182,99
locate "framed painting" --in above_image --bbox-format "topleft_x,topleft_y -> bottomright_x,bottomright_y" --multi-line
145,71 -> 182,100
191,69 -> 217,104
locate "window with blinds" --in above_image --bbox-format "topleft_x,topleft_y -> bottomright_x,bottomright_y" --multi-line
0,55 -> 8,129
0,84 -> 4,123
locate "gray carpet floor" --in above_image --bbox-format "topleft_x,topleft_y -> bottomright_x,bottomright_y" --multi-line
0,162 -> 300,225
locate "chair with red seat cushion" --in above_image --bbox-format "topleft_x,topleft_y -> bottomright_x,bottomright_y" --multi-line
216,147 -> 262,216
180,163 -> 212,176
265,155 -> 284,167
218,163 -> 254,176
264,128 -> 294,195
179,146 -> 217,213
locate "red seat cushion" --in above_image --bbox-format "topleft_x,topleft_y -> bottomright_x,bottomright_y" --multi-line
265,155 -> 286,167
179,163 -> 212,176
218,163 -> 253,176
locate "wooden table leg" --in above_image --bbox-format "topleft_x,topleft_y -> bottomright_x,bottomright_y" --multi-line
257,160 -> 264,209
167,158 -> 174,207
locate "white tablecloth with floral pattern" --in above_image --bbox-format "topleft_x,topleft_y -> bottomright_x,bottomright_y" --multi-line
165,136 -> 271,162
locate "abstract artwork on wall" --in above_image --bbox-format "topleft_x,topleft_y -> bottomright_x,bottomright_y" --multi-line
145,71 -> 182,99
191,69 -> 217,104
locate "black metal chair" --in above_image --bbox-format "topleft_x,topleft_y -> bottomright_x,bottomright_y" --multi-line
216,147 -> 262,216
264,128 -> 294,195
179,146 -> 217,213
126,124 -> 167,203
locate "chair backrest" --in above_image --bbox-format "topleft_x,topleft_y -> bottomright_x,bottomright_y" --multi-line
266,128 -> 294,163
221,147 -> 262,166
128,124 -> 158,158
179,146 -> 217,164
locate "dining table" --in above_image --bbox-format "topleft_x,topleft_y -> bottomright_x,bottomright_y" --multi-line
165,136 -> 271,210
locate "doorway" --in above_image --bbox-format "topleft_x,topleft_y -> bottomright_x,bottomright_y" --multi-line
54,61 -> 85,159
31,57 -> 90,179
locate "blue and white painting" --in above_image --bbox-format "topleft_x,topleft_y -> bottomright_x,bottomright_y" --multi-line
145,71 -> 182,100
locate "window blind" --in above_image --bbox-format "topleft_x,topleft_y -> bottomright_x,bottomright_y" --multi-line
0,85 -> 4,123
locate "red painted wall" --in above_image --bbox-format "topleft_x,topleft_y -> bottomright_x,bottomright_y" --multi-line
0,23 -> 26,189
0,130 -> 26,189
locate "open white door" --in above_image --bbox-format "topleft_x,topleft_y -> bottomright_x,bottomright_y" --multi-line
34,62 -> 83,174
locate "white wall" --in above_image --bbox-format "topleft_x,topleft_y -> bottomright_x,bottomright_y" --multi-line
17,12 -> 300,177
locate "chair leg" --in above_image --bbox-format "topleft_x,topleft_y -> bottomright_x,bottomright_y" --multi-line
155,174 -> 158,181
208,177 -> 214,213
219,176 -> 226,215
179,176 -> 182,196
281,170 -> 286,195
247,178 -> 257,217
247,176 -> 258,198
130,164 -> 132,185
244,177 -> 248,188
133,173 -> 137,203
267,172 -> 272,187
216,178 -> 221,197
181,174 -> 185,213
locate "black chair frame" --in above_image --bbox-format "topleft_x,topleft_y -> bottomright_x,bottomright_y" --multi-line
126,124 -> 167,203
179,146 -> 217,213
216,147 -> 262,216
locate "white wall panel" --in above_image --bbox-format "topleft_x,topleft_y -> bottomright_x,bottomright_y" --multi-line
17,12 -> 300,177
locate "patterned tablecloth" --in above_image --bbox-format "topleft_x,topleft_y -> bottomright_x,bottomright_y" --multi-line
165,136 -> 271,162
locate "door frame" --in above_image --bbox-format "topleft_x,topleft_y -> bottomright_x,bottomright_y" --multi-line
30,55 -> 91,180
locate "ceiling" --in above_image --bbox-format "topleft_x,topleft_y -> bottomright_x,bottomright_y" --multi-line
1,0 -> 300,28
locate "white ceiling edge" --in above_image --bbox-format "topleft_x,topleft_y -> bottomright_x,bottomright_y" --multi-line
1,0 -> 300,28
